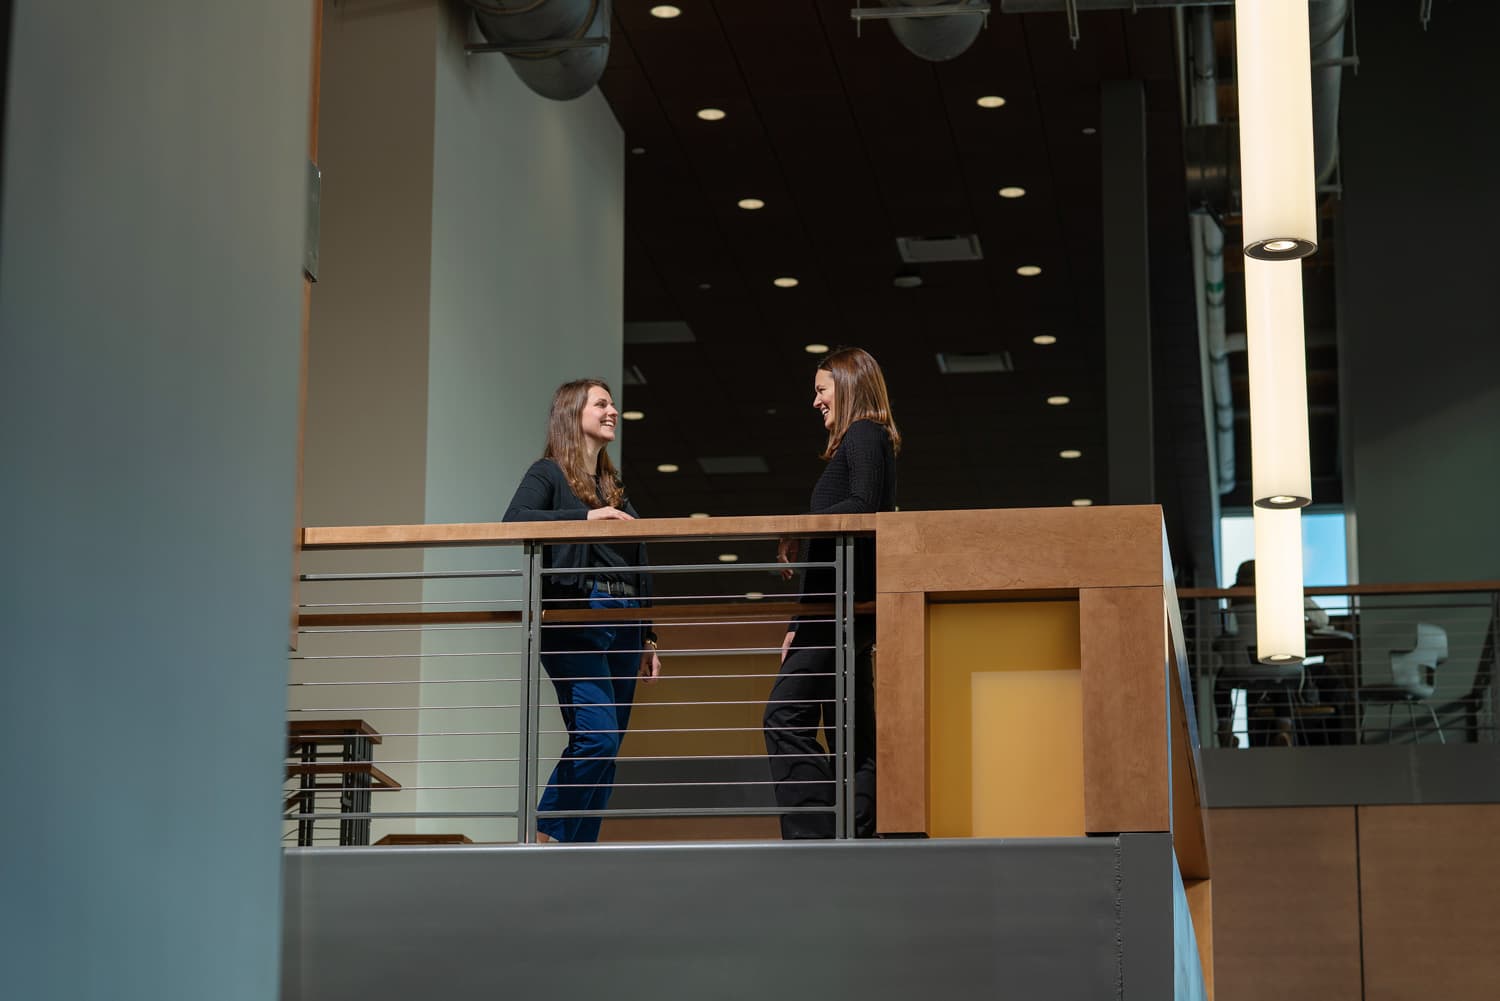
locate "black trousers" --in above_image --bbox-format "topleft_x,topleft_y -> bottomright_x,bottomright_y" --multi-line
763,641 -> 876,839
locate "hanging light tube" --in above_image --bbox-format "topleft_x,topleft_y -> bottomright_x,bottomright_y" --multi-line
1235,0 -> 1318,260
1244,257 -> 1312,508
1253,506 -> 1306,664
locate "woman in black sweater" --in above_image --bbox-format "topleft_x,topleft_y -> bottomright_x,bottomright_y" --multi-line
767,347 -> 899,838
503,379 -> 660,843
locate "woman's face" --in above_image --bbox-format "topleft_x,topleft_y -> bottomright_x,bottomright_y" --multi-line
812,368 -> 836,430
579,385 -> 618,446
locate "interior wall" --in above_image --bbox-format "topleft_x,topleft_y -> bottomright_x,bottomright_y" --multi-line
0,3 -> 311,997
1339,4 -> 1500,586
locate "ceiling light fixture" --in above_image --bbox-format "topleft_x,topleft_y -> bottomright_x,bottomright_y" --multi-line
892,274 -> 923,289
773,276 -> 799,288
1059,449 -> 1082,459
1046,395 -> 1071,406
1032,334 -> 1057,346
649,5 -> 682,18
803,343 -> 829,354
696,107 -> 726,121
656,463 -> 680,473
621,410 -> 645,421
1081,127 -> 1097,135
997,186 -> 1026,199
1071,498 -> 1094,507
630,146 -> 646,155
1016,265 -> 1042,277
717,553 -> 739,563
1253,506 -> 1306,664
737,197 -> 765,210
1235,0 -> 1317,260
976,95 -> 1006,108
1245,257 -> 1312,508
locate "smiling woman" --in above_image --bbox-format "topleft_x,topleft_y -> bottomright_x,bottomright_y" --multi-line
502,378 -> 662,843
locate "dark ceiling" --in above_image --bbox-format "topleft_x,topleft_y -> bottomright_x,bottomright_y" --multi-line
597,2 -> 1222,582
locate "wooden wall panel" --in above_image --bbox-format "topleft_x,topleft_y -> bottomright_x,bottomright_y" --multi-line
875,591 -> 927,834
875,507 -> 1165,594
1207,808 -> 1361,1001
1080,586 -> 1169,834
1359,804 -> 1500,1001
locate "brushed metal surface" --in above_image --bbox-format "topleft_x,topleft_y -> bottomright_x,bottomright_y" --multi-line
283,838 -> 1144,1001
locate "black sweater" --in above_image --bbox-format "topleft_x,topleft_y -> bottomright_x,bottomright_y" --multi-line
798,420 -> 897,641
502,458 -> 652,607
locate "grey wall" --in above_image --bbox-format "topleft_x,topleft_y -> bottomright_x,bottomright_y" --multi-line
283,837 -> 1202,1001
295,0 -> 625,842
0,3 -> 311,999
1339,4 -> 1500,586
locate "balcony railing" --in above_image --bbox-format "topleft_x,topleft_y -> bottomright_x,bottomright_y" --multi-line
286,515 -> 872,847
1178,582 -> 1500,748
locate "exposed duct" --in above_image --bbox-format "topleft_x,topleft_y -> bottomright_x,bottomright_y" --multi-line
467,0 -> 609,102
1308,0 -> 1350,185
880,1 -> 987,62
1188,7 -> 1237,496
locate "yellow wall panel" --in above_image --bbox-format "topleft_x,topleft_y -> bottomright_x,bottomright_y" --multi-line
928,601 -> 1082,837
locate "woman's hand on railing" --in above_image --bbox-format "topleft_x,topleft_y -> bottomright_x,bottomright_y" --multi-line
639,643 -> 661,684
776,536 -> 799,581
781,629 -> 795,664
588,506 -> 635,521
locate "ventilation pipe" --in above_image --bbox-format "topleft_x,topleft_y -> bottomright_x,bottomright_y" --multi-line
881,0 -> 987,62
468,0 -> 609,102
1188,8 -> 1237,496
1309,0 -> 1349,185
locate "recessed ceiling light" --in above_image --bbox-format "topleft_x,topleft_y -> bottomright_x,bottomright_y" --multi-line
717,553 -> 739,563
697,282 -> 712,290
1082,126 -> 1097,135
892,274 -> 923,289
804,343 -> 829,354
1033,334 -> 1058,345
998,186 -> 1026,199
1016,265 -> 1043,277
656,463 -> 680,473
630,146 -> 646,155
649,4 -> 682,18
976,95 -> 1006,108
1059,449 -> 1082,460
1046,395 -> 1071,406
696,107 -> 726,121
773,276 -> 799,288
621,410 -> 645,421
744,591 -> 765,600
689,512 -> 711,518
737,197 -> 765,210
1071,498 -> 1094,507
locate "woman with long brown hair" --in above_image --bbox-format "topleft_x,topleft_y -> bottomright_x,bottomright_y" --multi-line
503,378 -> 660,843
767,347 -> 900,838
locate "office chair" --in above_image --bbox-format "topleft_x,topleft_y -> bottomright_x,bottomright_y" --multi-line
1359,622 -> 1448,744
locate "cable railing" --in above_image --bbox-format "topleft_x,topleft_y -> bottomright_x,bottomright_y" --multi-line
1177,582 -> 1500,749
286,517 -> 872,846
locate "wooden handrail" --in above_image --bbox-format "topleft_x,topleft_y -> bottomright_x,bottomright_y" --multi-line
1178,581 -> 1500,599
303,513 -> 877,549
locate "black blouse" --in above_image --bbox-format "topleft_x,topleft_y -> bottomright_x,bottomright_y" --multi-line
502,458 -> 652,605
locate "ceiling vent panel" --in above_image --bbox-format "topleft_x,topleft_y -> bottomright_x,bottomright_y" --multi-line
935,351 -> 1014,375
896,234 -> 983,264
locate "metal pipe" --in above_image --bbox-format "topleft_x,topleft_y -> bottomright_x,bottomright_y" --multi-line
465,0 -> 609,102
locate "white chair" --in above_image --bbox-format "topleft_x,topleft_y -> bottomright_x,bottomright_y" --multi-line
1359,622 -> 1448,744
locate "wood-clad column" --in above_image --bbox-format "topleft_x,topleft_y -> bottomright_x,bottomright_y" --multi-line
1080,585 -> 1169,834
875,591 -> 927,835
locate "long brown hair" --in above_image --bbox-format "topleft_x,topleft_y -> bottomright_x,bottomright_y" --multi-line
819,347 -> 902,459
542,378 -> 624,508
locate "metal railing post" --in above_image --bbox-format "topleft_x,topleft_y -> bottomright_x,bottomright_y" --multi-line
833,534 -> 848,838
518,541 -> 542,843
842,534 -> 858,840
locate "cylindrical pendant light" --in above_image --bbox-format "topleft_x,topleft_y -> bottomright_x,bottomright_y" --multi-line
1253,506 -> 1305,664
1235,0 -> 1317,260
1245,257 -> 1312,508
